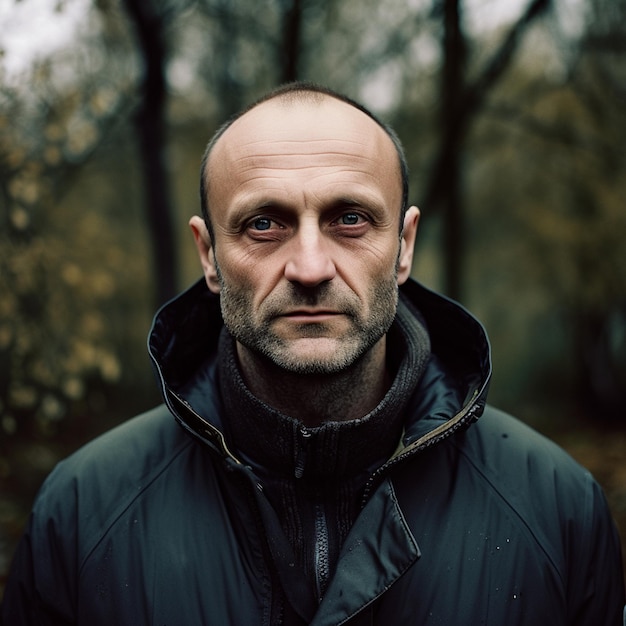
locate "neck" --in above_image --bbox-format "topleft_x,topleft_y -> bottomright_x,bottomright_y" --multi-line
236,339 -> 389,427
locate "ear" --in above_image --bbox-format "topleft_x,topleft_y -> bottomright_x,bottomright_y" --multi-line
397,206 -> 420,285
189,215 -> 221,294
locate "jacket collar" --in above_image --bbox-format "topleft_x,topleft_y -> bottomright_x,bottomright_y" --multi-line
148,278 -> 492,463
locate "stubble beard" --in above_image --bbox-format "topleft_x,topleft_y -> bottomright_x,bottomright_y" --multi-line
217,274 -> 399,376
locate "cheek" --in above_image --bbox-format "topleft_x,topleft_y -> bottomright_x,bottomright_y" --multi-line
351,232 -> 401,266
338,240 -> 401,290
217,249 -> 283,309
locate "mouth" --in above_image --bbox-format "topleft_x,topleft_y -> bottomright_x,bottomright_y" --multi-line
280,309 -> 343,322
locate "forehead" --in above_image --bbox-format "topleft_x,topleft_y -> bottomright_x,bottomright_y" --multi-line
206,97 -> 401,194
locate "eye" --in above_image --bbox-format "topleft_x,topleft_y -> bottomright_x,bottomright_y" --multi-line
245,215 -> 286,239
337,211 -> 369,227
251,217 -> 272,231
340,212 -> 360,225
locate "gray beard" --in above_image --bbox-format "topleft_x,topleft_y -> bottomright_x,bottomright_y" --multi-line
218,277 -> 399,376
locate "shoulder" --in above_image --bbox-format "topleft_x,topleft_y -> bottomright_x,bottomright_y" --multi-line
49,404 -> 192,489
390,407 -> 625,622
454,408 -> 624,614
462,406 -> 592,493
398,405 -> 611,545
456,406 -> 613,544
33,405 -> 198,554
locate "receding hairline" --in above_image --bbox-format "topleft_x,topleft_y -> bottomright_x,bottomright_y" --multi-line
199,82 -> 410,238
205,90 -> 395,177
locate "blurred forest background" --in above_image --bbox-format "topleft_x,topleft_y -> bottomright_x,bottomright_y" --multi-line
1,0 -> 625,594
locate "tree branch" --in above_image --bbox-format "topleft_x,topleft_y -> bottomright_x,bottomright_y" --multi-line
465,0 -> 552,115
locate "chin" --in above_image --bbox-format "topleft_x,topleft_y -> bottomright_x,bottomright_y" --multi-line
275,358 -> 352,376
267,340 -> 367,375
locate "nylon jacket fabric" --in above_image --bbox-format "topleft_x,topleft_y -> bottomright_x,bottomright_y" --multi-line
2,278 -> 624,625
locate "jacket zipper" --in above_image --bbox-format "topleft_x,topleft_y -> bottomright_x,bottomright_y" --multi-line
314,501 -> 330,601
295,426 -> 331,602
361,388 -> 483,505
294,425 -> 311,479
167,390 -> 243,465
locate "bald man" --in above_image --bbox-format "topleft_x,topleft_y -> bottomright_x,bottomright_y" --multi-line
3,83 -> 623,626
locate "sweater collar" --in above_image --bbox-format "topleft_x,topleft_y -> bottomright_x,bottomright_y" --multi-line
217,296 -> 431,481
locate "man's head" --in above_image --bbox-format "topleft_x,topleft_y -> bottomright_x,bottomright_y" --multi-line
199,83 -> 410,241
190,82 -> 420,377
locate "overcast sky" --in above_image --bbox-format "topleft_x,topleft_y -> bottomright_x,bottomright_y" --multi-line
0,0 -> 88,81
0,0 -> 584,86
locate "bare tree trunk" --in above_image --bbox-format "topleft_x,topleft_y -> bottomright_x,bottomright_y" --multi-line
426,0 -> 552,301
123,0 -> 178,307
280,0 -> 303,82
440,0 -> 466,301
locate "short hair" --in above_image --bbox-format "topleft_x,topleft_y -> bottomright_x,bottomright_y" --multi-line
199,81 -> 409,241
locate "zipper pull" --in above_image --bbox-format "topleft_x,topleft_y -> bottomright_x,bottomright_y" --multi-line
294,426 -> 311,479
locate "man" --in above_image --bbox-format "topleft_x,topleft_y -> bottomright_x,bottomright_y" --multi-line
2,82 -> 624,625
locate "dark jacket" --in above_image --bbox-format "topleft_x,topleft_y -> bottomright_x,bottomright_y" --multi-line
2,278 -> 624,625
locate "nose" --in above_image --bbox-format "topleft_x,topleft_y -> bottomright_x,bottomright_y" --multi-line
283,227 -> 337,287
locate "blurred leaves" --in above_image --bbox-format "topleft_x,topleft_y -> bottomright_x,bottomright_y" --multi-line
0,0 -> 145,437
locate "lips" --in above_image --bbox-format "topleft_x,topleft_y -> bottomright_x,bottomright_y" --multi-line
282,310 -> 341,319
277,309 -> 344,324
283,309 -> 338,316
